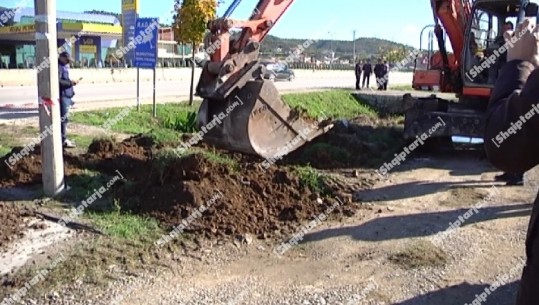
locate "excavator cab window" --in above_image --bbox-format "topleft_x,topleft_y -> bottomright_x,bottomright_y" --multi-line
463,1 -> 538,88
463,4 -> 509,87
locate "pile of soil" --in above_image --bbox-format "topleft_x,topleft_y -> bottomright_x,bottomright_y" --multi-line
117,152 -> 356,240
0,135 -> 156,187
0,134 -> 360,241
0,146 -> 82,187
283,115 -> 405,169
81,135 -> 156,179
0,202 -> 34,249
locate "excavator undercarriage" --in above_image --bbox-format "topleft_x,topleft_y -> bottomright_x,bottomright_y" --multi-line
403,94 -> 486,140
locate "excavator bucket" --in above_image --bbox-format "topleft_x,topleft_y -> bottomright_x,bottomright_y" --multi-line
196,79 -> 333,159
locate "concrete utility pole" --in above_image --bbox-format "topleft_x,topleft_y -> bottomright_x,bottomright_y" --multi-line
35,0 -> 65,196
353,30 -> 356,63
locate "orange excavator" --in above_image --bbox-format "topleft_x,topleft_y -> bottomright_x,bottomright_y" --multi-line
195,0 -> 538,157
405,0 -> 538,141
195,0 -> 332,159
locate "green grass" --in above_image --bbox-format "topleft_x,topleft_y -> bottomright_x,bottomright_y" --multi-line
70,134 -> 96,149
389,84 -> 414,91
293,165 -> 330,194
282,90 -> 377,120
197,149 -> 239,170
70,103 -> 200,143
64,170 -> 116,202
86,201 -> 163,240
69,90 -> 377,144
156,147 -> 240,171
0,145 -> 11,157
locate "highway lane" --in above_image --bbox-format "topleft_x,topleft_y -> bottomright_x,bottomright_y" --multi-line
0,71 -> 414,122
0,71 -> 413,107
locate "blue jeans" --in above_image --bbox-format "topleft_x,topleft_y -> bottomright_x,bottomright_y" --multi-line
60,97 -> 72,142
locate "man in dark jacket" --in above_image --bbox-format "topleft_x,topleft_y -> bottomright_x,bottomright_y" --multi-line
362,60 -> 372,88
484,19 -> 539,305
382,60 -> 390,90
374,59 -> 385,90
355,60 -> 362,90
58,51 -> 78,148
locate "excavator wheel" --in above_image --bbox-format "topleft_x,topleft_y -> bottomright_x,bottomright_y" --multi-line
197,79 -> 333,159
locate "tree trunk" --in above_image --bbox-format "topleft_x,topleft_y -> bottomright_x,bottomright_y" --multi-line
189,41 -> 196,106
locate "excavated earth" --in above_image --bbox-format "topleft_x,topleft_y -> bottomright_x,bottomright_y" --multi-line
0,116 -> 402,243
0,137 -> 374,243
0,202 -> 34,249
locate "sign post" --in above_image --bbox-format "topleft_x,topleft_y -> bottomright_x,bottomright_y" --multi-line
134,17 -> 159,117
34,0 -> 65,196
136,68 -> 140,111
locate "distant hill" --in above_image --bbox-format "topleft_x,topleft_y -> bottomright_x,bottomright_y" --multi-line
78,12 -> 413,60
260,35 -> 415,60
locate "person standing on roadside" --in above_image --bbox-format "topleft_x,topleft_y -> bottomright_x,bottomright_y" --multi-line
374,59 -> 385,90
355,60 -> 362,90
362,59 -> 372,88
483,18 -> 539,305
58,51 -> 78,148
383,60 -> 390,90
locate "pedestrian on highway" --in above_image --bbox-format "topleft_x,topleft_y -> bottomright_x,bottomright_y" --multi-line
355,60 -> 362,90
383,60 -> 390,90
58,51 -> 79,148
362,60 -> 372,88
374,59 -> 385,90
483,18 -> 539,305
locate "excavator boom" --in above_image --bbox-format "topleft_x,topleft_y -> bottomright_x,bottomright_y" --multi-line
195,0 -> 332,159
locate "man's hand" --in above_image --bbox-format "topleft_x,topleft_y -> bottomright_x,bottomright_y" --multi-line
71,79 -> 79,86
504,18 -> 539,67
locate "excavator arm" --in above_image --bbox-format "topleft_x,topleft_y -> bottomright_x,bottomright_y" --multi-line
429,0 -> 472,92
195,0 -> 332,159
431,0 -> 471,65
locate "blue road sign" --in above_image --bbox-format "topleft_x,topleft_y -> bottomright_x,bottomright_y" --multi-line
121,0 -> 139,64
134,18 -> 159,69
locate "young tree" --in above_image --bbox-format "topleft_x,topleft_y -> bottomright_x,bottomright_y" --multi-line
173,0 -> 218,105
378,46 -> 409,64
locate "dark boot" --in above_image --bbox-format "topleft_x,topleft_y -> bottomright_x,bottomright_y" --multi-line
495,172 -> 511,181
506,173 -> 524,186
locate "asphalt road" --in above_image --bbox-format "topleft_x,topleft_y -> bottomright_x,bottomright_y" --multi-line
0,71 -> 414,122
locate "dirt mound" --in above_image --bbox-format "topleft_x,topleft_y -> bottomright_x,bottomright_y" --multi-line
283,115 -> 405,169
0,134 -> 358,241
0,202 -> 34,249
87,134 -> 155,159
0,146 -> 82,187
81,135 -> 155,179
0,135 -> 156,188
117,153 -> 355,240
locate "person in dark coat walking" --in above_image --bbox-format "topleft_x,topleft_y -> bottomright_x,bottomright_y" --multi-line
355,60 -> 362,90
483,18 -> 539,305
362,60 -> 372,88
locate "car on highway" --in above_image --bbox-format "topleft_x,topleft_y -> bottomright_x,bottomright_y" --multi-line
262,62 -> 295,81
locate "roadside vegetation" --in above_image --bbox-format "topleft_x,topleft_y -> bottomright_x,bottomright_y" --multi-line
70,90 -> 377,144
0,89 -> 406,301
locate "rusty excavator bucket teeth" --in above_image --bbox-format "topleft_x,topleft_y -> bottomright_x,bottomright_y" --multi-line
197,79 -> 333,159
